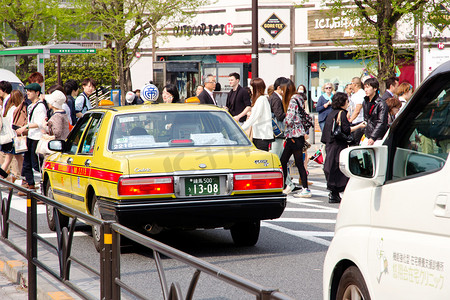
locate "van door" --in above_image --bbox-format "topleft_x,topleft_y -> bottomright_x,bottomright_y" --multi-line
366,77 -> 450,299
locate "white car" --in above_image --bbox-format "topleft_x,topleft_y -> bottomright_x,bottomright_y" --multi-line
323,62 -> 450,300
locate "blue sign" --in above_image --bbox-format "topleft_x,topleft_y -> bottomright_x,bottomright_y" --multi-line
141,84 -> 159,101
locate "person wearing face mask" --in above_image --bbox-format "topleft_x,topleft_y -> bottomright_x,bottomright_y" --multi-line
316,83 -> 334,132
162,84 -> 180,103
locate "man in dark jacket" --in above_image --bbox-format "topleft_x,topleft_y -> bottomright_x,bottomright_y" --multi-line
363,78 -> 389,145
381,76 -> 399,101
198,74 -> 217,105
226,72 -> 251,124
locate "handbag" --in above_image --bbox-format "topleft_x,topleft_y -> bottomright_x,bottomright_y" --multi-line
12,101 -> 28,135
36,134 -> 55,156
14,135 -> 27,153
332,111 -> 354,144
0,115 -> 14,145
272,115 -> 283,138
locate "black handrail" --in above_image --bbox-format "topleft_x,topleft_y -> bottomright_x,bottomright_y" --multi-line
0,178 -> 294,300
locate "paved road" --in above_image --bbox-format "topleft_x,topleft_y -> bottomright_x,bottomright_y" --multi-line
1,155 -> 337,300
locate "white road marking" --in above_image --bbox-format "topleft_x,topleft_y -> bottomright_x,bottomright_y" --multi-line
8,197 -> 46,214
284,207 -> 338,214
267,217 -> 336,224
38,232 -> 89,238
262,222 -> 332,246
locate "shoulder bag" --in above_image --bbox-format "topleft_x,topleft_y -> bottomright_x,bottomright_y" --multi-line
271,113 -> 284,138
332,110 -> 354,144
0,114 -> 14,145
294,98 -> 314,133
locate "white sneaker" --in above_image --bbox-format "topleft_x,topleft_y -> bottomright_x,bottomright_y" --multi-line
294,188 -> 312,198
282,185 -> 294,195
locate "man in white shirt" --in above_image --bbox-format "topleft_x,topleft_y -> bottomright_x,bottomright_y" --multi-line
75,78 -> 96,119
349,77 -> 366,143
16,83 -> 47,193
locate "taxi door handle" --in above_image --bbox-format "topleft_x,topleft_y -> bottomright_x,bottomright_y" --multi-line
84,159 -> 91,167
66,157 -> 73,165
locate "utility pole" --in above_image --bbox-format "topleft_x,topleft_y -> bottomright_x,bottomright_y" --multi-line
252,0 -> 259,78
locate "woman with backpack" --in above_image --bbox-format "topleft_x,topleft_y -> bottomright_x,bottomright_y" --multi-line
280,79 -> 313,198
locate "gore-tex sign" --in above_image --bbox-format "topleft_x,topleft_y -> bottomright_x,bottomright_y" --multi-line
261,13 -> 286,39
174,23 -> 234,37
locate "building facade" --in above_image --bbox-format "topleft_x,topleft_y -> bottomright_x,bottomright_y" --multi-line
130,0 -> 450,107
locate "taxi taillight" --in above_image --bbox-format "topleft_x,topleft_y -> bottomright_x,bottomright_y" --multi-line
118,176 -> 174,196
233,172 -> 283,191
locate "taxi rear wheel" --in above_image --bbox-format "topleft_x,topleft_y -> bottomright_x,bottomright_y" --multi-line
46,182 -> 69,232
230,221 -> 260,246
91,194 -> 102,252
336,266 -> 371,300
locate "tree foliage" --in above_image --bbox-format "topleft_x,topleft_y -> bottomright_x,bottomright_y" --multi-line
79,0 -> 208,104
0,0 -> 89,78
321,0 -> 450,84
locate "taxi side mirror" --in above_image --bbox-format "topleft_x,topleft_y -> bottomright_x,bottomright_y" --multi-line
48,140 -> 64,152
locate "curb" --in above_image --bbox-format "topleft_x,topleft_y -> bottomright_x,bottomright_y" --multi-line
0,251 -> 77,300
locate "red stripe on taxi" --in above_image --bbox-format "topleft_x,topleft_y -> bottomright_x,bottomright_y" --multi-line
44,161 -> 122,183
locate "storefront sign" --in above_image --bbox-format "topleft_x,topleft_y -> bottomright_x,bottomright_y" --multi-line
174,23 -> 233,37
261,13 -> 286,39
308,10 -> 361,41
429,4 -> 450,32
311,63 -> 318,72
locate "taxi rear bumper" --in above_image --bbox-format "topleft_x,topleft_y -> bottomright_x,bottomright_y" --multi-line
98,193 -> 286,229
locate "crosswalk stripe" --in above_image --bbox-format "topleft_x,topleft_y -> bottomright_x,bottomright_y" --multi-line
284,208 -> 338,214
9,198 -> 46,214
267,217 -> 336,224
39,232 -> 89,238
262,222 -> 331,246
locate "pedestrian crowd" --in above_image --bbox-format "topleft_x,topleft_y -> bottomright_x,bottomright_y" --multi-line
0,70 -> 413,204
199,72 -> 412,202
0,72 -> 100,198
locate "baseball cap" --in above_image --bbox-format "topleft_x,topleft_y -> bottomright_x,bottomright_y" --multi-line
24,82 -> 42,93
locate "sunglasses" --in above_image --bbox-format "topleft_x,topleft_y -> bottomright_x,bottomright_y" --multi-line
325,87 -> 332,89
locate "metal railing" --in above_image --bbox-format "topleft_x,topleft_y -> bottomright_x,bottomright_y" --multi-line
0,179 -> 294,300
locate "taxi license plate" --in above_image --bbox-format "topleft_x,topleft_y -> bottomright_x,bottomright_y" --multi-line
185,176 -> 220,196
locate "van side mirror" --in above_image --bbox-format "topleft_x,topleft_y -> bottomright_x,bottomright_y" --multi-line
348,149 -> 375,178
340,146 -> 388,186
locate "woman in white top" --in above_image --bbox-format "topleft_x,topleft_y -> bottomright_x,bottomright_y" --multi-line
241,78 -> 273,151
0,90 -> 25,179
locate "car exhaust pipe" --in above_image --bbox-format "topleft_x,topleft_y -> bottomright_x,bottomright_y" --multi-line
144,223 -> 162,234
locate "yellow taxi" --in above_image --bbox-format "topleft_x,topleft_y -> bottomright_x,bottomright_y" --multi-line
42,103 -> 286,251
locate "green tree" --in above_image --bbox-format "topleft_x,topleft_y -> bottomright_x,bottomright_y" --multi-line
0,0 -> 87,79
81,0 -> 208,104
319,0 -> 450,85
44,49 -> 115,89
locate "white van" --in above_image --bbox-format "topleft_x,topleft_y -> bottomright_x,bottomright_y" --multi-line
0,68 -> 25,94
323,61 -> 450,300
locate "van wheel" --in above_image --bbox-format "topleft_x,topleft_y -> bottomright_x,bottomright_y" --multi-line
91,194 -> 102,252
45,182 -> 69,231
230,221 -> 260,246
336,266 -> 371,300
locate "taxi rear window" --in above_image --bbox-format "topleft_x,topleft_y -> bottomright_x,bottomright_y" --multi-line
108,110 -> 251,150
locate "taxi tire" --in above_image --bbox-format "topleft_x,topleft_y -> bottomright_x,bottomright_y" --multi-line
336,266 -> 371,300
230,221 -> 260,246
46,183 -> 69,232
91,194 -> 102,252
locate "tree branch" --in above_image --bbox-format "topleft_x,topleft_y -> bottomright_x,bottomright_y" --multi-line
355,0 -> 376,25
